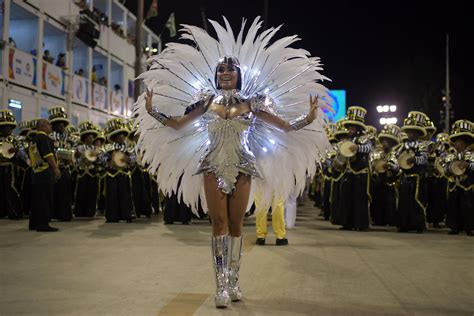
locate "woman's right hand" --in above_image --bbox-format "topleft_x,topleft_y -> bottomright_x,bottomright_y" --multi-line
145,88 -> 153,113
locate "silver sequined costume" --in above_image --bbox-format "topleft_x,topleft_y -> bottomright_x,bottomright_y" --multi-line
194,90 -> 261,194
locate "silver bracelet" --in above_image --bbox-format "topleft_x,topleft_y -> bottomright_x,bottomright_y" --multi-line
289,115 -> 311,131
149,106 -> 169,125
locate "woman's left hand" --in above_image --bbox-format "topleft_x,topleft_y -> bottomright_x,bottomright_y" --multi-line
307,95 -> 319,122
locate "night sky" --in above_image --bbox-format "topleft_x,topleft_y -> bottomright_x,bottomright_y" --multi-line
126,0 -> 472,129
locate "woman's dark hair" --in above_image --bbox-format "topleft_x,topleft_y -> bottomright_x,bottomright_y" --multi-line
214,56 -> 242,90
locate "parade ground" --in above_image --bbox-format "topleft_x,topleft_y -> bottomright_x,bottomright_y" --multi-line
1,204 -> 473,316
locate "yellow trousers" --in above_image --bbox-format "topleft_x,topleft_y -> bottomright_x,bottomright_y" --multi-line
255,195 -> 286,239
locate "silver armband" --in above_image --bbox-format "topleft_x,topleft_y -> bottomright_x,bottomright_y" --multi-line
148,107 -> 169,125
289,115 -> 311,131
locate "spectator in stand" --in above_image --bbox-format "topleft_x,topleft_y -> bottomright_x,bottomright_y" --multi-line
114,84 -> 121,93
99,76 -> 107,86
8,37 -> 17,47
91,66 -> 97,83
56,53 -> 66,69
75,68 -> 85,77
43,50 -> 54,63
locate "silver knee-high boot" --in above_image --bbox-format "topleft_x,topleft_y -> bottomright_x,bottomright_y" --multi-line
212,235 -> 230,308
229,236 -> 243,302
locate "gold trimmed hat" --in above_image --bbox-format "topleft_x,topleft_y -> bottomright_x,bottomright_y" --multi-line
127,119 -> 139,137
94,129 -> 106,143
401,111 -> 427,136
66,125 -> 79,136
27,118 -> 40,137
342,106 -> 367,130
48,106 -> 70,126
334,119 -> 349,139
378,124 -> 401,144
19,120 -> 31,135
366,125 -> 377,138
78,120 -> 99,138
0,110 -> 17,127
449,119 -> 473,141
105,118 -> 129,141
425,119 -> 437,137
399,131 -> 408,142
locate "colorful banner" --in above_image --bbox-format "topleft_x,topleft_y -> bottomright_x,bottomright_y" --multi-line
72,75 -> 88,104
92,83 -> 107,110
8,48 -> 37,87
41,62 -> 65,96
110,90 -> 124,115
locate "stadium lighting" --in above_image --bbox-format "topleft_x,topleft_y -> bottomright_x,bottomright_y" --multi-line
389,105 -> 397,112
376,105 -> 383,113
382,105 -> 390,112
379,117 -> 398,125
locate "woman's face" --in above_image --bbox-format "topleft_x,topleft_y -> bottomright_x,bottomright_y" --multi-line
217,64 -> 238,90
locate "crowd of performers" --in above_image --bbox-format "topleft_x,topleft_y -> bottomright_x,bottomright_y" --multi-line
310,107 -> 473,236
1,106 -> 472,235
0,107 -> 171,231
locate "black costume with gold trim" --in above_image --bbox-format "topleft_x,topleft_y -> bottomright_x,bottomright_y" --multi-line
73,144 -> 100,217
50,131 -> 75,221
443,147 -> 473,234
391,140 -> 429,232
339,133 -> 373,230
98,142 -> 135,222
28,131 -> 55,230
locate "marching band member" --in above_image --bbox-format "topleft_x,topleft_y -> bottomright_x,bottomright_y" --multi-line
98,118 -> 135,223
28,119 -> 61,232
0,110 -> 21,219
128,120 -> 152,219
424,119 -> 446,228
391,111 -> 429,233
73,121 -> 100,217
318,123 -> 337,220
93,129 -> 106,215
48,106 -> 75,221
329,120 -> 350,225
66,124 -> 81,203
369,124 -> 401,226
339,107 -> 373,231
442,120 -> 473,236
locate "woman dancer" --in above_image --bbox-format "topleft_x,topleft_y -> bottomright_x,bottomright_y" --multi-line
135,17 -> 331,308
